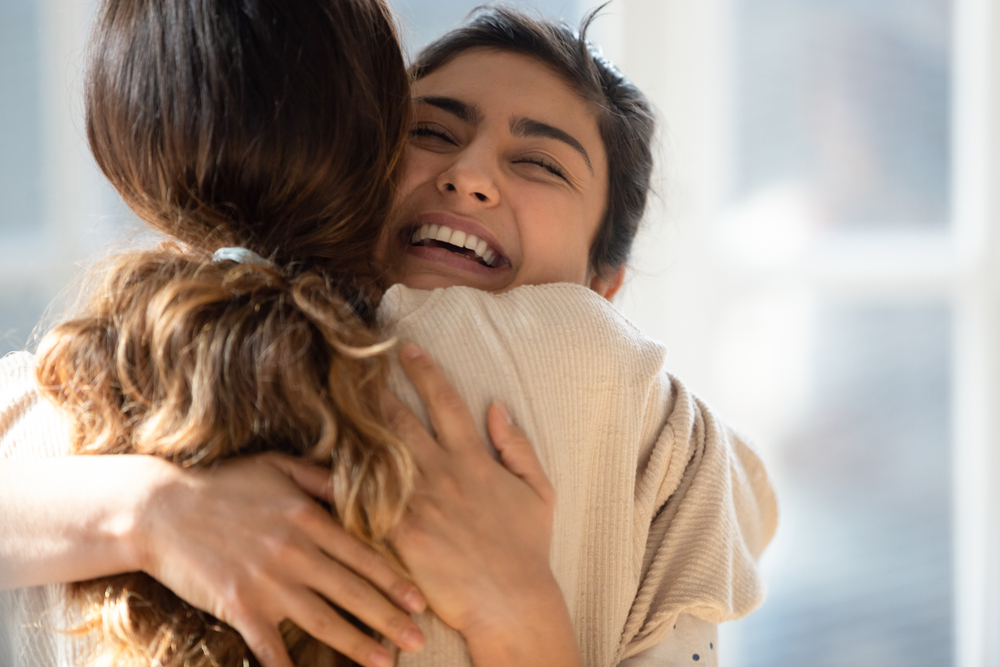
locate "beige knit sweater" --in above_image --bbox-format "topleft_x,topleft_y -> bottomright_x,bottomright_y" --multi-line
0,283 -> 777,667
380,285 -> 776,666
0,348 -> 76,667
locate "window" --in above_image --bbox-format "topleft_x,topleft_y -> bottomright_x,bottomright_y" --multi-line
388,0 -> 584,54
612,0 -> 999,665
2,1 -> 995,665
0,0 -> 129,358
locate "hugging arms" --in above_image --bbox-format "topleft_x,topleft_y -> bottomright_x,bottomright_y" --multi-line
0,343 -> 576,667
0,2 -> 586,663
0,2 -> 776,666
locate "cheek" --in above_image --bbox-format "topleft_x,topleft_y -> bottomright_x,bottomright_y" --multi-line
398,147 -> 450,197
394,149 -> 432,205
516,192 -> 594,282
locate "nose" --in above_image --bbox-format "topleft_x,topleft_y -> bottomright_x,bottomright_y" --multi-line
436,151 -> 500,207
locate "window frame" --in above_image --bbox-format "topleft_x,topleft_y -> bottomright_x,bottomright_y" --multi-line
608,0 -> 1000,665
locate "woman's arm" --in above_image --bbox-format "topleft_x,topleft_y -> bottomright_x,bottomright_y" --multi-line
385,343 -> 583,667
0,452 -> 427,667
0,455 -> 156,589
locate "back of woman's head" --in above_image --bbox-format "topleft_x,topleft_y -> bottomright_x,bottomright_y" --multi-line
34,1 -> 412,665
88,0 -> 409,274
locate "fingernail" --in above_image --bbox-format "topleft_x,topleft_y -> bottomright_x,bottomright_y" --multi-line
401,343 -> 423,360
495,402 -> 512,424
370,648 -> 393,667
403,589 -> 426,613
402,627 -> 425,651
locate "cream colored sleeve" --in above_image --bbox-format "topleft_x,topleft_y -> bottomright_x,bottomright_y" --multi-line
379,284 -> 779,667
0,352 -> 79,667
617,614 -> 718,667
617,377 -> 778,661
0,351 -> 71,462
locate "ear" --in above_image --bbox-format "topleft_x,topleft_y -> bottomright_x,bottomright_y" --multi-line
588,266 -> 626,301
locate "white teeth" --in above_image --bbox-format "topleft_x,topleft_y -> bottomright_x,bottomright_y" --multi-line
409,224 -> 500,266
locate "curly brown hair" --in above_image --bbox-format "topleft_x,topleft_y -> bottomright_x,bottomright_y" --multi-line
33,0 -> 412,665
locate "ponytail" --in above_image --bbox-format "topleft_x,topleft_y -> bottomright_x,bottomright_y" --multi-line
38,0 -> 413,661
36,244 -> 413,666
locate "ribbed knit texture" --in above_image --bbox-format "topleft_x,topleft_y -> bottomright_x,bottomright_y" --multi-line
0,352 -> 68,462
379,284 -> 777,667
0,352 -> 82,667
0,284 -> 777,667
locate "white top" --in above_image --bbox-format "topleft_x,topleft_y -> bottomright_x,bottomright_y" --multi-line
0,283 -> 777,667
381,285 -> 776,666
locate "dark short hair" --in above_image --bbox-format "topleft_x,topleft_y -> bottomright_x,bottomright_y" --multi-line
411,4 -> 656,279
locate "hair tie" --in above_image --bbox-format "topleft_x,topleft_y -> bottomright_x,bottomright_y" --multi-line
212,247 -> 275,268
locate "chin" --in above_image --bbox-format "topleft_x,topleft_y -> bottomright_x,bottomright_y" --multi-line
401,274 -> 481,291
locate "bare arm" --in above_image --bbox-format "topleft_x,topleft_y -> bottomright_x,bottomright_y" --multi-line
0,455 -> 155,590
386,343 -> 584,667
0,452 -> 427,667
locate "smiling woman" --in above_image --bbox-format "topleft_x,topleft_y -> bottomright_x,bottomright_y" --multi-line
369,16 -> 779,666
378,6 -> 655,299
378,49 -> 611,293
1,4 -> 778,667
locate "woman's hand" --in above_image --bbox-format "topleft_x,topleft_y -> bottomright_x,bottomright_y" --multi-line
134,453 -> 426,667
1,452 -> 425,667
385,343 -> 583,667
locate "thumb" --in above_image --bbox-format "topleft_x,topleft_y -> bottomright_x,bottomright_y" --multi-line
487,403 -> 554,506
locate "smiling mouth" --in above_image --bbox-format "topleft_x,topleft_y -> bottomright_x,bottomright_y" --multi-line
408,224 -> 504,268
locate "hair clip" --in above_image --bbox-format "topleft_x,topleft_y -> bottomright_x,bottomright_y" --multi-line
212,247 -> 275,268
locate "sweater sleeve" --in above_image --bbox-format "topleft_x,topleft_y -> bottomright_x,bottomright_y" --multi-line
0,352 -> 71,461
617,376 -> 779,661
0,352 -> 78,667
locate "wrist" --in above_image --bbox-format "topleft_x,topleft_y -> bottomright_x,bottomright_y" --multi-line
462,574 -> 582,667
117,455 -> 183,574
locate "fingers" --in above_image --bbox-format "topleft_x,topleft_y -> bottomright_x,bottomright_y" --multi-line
312,518 -> 426,614
229,617 -> 295,667
380,389 -> 409,429
258,452 -> 427,613
381,389 -> 441,469
258,452 -> 334,501
280,588 -> 398,667
253,454 -> 427,656
398,343 -> 480,451
487,403 -> 554,506
304,555 -> 424,655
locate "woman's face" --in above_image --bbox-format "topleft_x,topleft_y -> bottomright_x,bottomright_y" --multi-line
377,48 -> 614,295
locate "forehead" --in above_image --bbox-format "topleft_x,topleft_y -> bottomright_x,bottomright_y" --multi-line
413,48 -> 607,174
415,48 -> 579,94
415,50 -> 596,128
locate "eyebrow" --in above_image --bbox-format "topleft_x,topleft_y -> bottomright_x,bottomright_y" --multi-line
413,95 -> 594,174
510,117 -> 593,173
412,95 -> 483,125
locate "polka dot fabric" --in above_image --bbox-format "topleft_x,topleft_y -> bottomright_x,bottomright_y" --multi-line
617,614 -> 718,667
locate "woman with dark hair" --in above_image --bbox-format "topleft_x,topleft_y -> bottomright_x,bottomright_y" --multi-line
1,1 -> 592,666
1,0 -> 427,665
0,3 -> 776,667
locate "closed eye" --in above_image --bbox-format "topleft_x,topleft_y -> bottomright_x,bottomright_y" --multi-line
409,124 -> 457,146
515,157 -> 568,182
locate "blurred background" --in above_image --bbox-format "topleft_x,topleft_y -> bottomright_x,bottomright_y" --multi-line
1,0 -> 997,665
